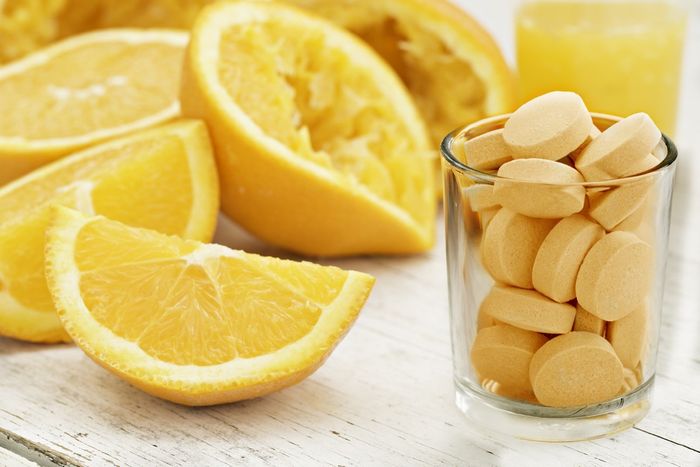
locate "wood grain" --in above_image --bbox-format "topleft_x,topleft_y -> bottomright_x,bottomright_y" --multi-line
1,208 -> 699,466
0,1 -> 699,466
0,447 -> 39,467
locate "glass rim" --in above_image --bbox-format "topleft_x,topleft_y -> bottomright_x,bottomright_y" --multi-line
440,112 -> 678,187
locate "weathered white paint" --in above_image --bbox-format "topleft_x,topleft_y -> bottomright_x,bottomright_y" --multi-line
0,447 -> 39,467
0,211 -> 699,466
0,1 -> 699,466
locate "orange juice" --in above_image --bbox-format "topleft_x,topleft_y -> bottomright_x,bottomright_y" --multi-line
516,1 -> 687,135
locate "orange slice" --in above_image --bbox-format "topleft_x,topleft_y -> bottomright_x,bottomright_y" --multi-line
0,28 -> 187,185
0,120 -> 218,343
46,207 -> 375,405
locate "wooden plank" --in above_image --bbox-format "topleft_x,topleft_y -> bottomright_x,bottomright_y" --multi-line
0,2 -> 698,466
0,328 -> 698,466
0,219 -> 699,466
0,446 -> 39,467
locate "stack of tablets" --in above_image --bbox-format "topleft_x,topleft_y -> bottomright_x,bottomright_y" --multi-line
464,92 -> 661,408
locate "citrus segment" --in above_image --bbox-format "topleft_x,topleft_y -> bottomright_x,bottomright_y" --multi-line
0,120 -> 218,343
245,256 -> 349,307
181,1 -> 435,256
46,207 -> 374,405
0,29 -> 187,185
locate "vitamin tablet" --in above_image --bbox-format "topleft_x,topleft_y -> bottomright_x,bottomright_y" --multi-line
573,303 -> 606,336
577,153 -> 658,182
481,208 -> 556,288
464,129 -> 513,170
576,113 -> 661,181
477,307 -> 498,330
627,153 -> 659,176
483,379 -> 538,403
481,285 -> 576,334
607,304 -> 648,369
494,159 -> 586,218
465,184 -> 499,211
613,203 -> 646,233
532,214 -> 605,302
652,139 -> 668,161
530,332 -> 624,407
613,198 -> 654,244
632,363 -> 643,383
576,231 -> 653,320
619,366 -> 641,395
588,178 -> 652,231
570,125 -> 602,160
464,185 -> 501,230
471,324 -> 548,390
479,207 -> 499,230
503,91 -> 594,161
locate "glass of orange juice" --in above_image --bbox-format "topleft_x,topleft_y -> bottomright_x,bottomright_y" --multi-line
516,0 -> 688,135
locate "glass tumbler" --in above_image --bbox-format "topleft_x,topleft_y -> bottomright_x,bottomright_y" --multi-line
441,114 -> 677,442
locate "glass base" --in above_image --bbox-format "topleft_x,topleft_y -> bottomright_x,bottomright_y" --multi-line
454,376 -> 653,442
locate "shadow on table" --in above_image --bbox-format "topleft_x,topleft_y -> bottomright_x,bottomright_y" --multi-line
0,336 -> 68,355
72,358 -> 352,437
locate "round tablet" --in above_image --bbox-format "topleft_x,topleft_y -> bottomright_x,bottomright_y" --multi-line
479,207 -> 499,230
575,231 -> 653,320
577,153 -> 658,182
620,366 -> 641,395
575,113 -> 661,181
477,306 -> 498,330
481,208 -> 556,288
530,332 -> 624,407
633,362 -> 643,382
613,202 -> 647,233
570,125 -> 602,160
607,303 -> 648,369
471,324 -> 548,390
494,159 -> 586,218
613,197 -> 655,244
504,91 -> 593,161
484,379 -> 538,403
573,303 -> 606,336
588,178 -> 652,231
464,128 -> 513,170
465,184 -> 499,211
652,139 -> 668,161
481,285 -> 576,334
532,214 -> 605,302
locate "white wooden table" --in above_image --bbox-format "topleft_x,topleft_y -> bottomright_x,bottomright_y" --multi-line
1,3 -> 699,466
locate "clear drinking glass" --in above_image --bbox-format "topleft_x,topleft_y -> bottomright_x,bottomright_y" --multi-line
441,114 -> 677,442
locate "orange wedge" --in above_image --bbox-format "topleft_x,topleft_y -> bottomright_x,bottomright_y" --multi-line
46,207 -> 374,405
181,1 -> 435,257
0,29 -> 187,185
0,120 -> 218,343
